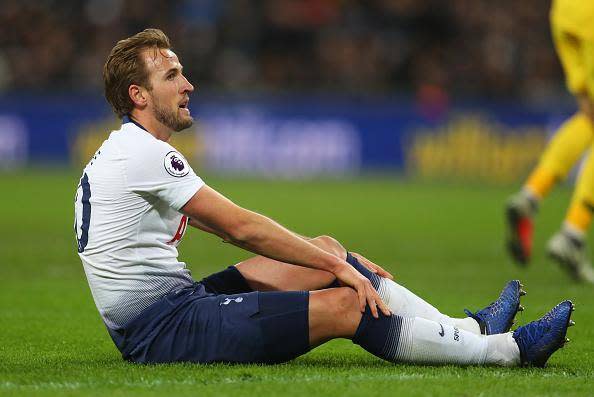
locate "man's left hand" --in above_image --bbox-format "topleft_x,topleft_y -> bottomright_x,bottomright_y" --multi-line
351,252 -> 394,280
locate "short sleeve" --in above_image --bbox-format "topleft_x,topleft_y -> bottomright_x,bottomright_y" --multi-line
125,139 -> 204,210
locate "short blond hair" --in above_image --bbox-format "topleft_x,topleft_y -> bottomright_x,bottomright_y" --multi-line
103,28 -> 171,118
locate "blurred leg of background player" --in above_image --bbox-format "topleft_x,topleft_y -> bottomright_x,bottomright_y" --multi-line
505,8 -> 594,283
203,235 -> 523,336
548,148 -> 594,282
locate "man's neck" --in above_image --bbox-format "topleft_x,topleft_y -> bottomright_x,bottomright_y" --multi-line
128,111 -> 172,142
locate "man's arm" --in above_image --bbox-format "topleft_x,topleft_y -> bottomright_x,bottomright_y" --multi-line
183,186 -> 347,272
188,217 -> 393,280
181,185 -> 390,317
187,216 -> 223,236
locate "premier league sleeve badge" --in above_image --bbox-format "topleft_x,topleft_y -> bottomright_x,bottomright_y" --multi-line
164,151 -> 190,177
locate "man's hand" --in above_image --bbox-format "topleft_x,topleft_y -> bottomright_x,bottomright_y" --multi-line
351,252 -> 394,280
333,261 -> 391,318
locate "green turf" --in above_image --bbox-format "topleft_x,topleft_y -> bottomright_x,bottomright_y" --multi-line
1,170 -> 593,396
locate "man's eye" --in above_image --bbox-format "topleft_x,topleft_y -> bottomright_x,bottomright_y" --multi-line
167,74 -> 175,80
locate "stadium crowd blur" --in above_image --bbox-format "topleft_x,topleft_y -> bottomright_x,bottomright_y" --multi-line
0,0 -> 564,103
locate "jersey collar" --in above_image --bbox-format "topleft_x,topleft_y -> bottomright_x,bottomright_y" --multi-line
122,114 -> 149,132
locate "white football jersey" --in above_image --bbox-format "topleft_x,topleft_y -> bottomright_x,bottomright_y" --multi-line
74,117 -> 204,329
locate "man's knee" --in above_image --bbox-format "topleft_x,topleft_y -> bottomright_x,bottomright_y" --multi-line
325,287 -> 360,316
309,287 -> 361,341
311,287 -> 359,314
311,235 -> 346,258
333,287 -> 359,314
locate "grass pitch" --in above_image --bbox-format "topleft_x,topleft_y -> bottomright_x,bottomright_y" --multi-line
1,170 -> 593,396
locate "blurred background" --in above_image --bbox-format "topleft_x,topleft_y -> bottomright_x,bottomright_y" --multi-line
0,0 -> 576,181
3,2 -> 594,386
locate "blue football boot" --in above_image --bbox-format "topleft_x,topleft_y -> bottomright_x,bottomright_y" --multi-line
464,280 -> 526,335
513,300 -> 575,367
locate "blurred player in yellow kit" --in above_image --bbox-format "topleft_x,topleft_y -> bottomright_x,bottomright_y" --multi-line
506,0 -> 594,283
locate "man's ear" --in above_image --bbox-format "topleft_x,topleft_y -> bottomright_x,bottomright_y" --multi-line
129,84 -> 148,109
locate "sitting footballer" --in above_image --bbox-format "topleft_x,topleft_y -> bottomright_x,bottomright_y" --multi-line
74,28 -> 574,367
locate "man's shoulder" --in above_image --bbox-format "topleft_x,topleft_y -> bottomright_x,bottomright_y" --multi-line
114,125 -> 195,185
112,123 -> 176,158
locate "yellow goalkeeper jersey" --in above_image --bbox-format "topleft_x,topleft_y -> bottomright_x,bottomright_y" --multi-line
551,0 -> 594,40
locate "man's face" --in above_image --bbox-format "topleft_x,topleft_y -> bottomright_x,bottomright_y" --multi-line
142,48 -> 194,132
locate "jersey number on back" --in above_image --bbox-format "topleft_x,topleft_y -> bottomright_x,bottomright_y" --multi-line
75,173 -> 92,253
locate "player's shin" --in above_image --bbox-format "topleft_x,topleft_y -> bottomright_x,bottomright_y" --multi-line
345,253 -> 480,334
380,277 -> 481,334
352,311 -> 519,366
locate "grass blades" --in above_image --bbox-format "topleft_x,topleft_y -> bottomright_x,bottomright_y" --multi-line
1,171 -> 593,396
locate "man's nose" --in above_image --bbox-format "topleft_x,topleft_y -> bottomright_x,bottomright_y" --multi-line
182,75 -> 194,93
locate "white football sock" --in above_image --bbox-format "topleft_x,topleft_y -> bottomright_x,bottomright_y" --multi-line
393,317 -> 488,365
354,313 -> 521,366
385,317 -> 519,366
377,278 -> 481,334
485,332 -> 521,366
563,222 -> 586,240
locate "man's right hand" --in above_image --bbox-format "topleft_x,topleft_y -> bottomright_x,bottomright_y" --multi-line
332,261 -> 391,319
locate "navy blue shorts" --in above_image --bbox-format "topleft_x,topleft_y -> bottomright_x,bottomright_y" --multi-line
107,279 -> 310,364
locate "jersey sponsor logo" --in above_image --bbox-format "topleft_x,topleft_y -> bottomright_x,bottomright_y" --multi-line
220,297 -> 244,306
453,327 -> 460,341
438,323 -> 445,337
164,151 -> 190,177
